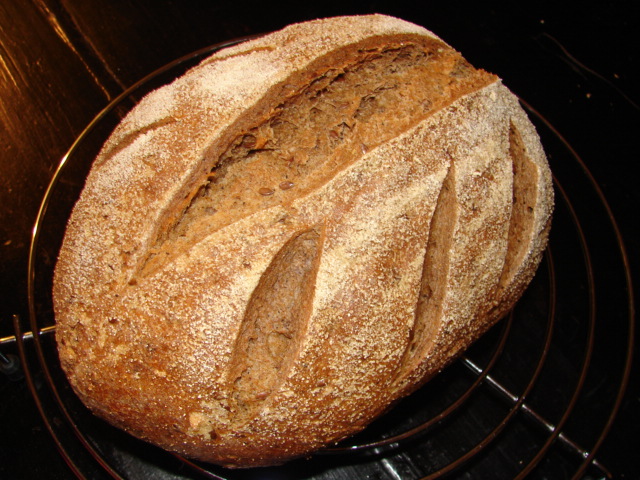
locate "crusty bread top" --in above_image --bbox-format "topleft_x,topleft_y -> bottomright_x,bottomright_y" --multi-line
54,15 -> 444,304
53,14 -> 553,467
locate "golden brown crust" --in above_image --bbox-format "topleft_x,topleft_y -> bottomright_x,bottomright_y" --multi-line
53,14 -> 553,467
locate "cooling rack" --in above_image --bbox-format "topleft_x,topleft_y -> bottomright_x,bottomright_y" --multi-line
4,39 -> 634,479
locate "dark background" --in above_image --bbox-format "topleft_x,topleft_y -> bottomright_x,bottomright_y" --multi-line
1,1 -> 638,478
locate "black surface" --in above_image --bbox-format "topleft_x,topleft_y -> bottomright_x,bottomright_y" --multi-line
1,1 -> 638,478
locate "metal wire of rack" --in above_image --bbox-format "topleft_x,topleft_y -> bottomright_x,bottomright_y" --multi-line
3,40 -> 634,480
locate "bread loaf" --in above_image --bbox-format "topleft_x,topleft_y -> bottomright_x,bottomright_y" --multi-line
53,14 -> 553,468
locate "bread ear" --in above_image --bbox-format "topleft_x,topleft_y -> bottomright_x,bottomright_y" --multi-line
227,225 -> 325,423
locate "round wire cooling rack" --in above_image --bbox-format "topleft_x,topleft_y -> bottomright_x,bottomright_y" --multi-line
7,38 -> 634,479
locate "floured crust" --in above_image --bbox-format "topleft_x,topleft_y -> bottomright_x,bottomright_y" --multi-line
53,15 -> 553,467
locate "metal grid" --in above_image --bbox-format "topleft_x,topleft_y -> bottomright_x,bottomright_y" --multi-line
3,40 -> 634,479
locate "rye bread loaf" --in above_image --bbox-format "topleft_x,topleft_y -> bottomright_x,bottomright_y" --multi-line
53,14 -> 553,468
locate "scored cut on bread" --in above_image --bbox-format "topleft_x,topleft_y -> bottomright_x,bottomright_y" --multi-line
53,14 -> 553,467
